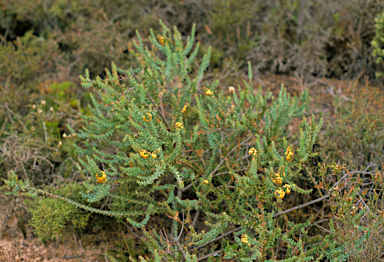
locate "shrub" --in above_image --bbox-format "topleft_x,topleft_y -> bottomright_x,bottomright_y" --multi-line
3,20 -> 357,261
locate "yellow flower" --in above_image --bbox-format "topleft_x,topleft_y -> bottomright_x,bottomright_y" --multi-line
96,171 -> 107,184
205,89 -> 213,96
272,175 -> 283,185
175,122 -> 184,130
275,188 -> 285,199
140,149 -> 149,159
151,153 -> 157,159
157,35 -> 164,46
229,86 -> 235,94
241,237 -> 248,244
203,180 -> 209,184
181,105 -> 188,113
284,184 -> 291,194
143,113 -> 152,122
272,172 -> 283,185
248,147 -> 257,157
285,146 -> 294,162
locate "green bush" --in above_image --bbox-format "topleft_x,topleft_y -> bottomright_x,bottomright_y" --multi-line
3,20 -> 363,261
23,182 -> 90,245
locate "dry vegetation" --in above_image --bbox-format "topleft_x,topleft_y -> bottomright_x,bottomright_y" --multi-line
1,0 -> 384,261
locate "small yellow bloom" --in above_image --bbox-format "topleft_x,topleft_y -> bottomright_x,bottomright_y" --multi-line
229,86 -> 235,94
151,153 -> 157,159
285,146 -> 294,162
272,175 -> 283,185
181,105 -> 187,113
203,180 -> 209,184
96,171 -> 107,184
275,188 -> 285,199
32,104 -> 36,109
283,184 -> 291,194
157,35 -> 165,46
241,237 -> 248,244
143,113 -> 152,122
248,147 -> 257,157
205,89 -> 213,96
140,149 -> 149,159
175,122 -> 184,130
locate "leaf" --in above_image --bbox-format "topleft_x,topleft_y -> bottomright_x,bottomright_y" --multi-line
205,25 -> 213,35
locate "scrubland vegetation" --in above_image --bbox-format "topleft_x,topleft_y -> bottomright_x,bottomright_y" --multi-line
1,1 -> 384,261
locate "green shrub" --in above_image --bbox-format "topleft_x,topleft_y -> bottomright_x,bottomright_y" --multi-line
23,182 -> 90,245
0,30 -> 59,85
3,20 -> 358,261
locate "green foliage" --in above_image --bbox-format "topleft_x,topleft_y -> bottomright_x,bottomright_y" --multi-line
0,30 -> 60,85
2,20 -> 356,261
1,2 -> 382,260
372,12 -> 384,78
23,182 -> 90,244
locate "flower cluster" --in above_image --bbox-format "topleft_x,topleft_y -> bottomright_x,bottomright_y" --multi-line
140,149 -> 157,159
274,188 -> 285,199
143,113 -> 152,122
272,172 -> 285,185
275,184 -> 292,199
205,88 -> 213,96
175,122 -> 184,130
241,235 -> 248,244
283,184 -> 291,194
157,35 -> 165,46
285,146 -> 294,162
96,171 -> 107,184
248,147 -> 257,157
272,172 -> 283,185
181,105 -> 187,113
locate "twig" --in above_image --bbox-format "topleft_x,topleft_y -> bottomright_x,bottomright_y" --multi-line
197,249 -> 223,261
183,136 -> 253,192
191,227 -> 241,250
146,90 -> 170,129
